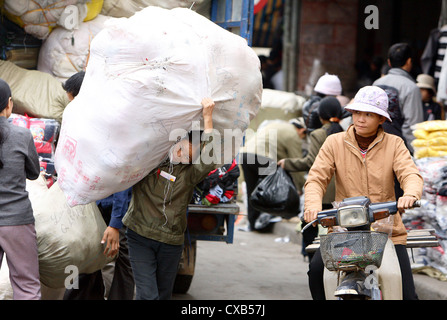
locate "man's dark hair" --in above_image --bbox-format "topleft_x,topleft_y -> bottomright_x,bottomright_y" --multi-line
188,130 -> 204,145
388,43 -> 412,68
62,71 -> 85,98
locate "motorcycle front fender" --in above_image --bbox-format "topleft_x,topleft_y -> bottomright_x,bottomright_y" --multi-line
377,238 -> 402,300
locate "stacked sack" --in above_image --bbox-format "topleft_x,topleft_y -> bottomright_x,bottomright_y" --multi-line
9,114 -> 60,187
404,156 -> 447,279
37,14 -> 117,82
0,60 -> 70,122
2,0 -> 104,40
412,120 -> 447,159
405,121 -> 447,278
100,0 -> 211,18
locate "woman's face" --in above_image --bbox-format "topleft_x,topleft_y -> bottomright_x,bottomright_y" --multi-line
351,110 -> 385,137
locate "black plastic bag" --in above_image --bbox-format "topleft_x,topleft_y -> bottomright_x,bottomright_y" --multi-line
249,167 -> 300,219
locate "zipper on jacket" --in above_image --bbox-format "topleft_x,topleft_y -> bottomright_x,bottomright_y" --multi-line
344,134 -> 383,198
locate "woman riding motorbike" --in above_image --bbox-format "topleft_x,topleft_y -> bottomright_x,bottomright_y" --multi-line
303,86 -> 423,300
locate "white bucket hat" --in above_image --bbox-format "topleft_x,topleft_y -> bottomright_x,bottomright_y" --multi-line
416,74 -> 437,94
314,73 -> 342,96
345,86 -> 392,122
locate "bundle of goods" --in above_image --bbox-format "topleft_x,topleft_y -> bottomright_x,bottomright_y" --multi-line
0,60 -> 70,122
37,14 -> 116,82
26,177 -> 113,289
100,0 -> 211,18
0,177 -> 112,294
2,0 -> 103,40
192,159 -> 240,206
55,6 -> 262,206
9,114 -> 60,186
0,17 -> 42,69
249,88 -> 305,130
412,120 -> 447,159
402,156 -> 447,279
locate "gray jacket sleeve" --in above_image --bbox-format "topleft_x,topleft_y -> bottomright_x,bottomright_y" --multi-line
400,87 -> 424,153
25,132 -> 40,180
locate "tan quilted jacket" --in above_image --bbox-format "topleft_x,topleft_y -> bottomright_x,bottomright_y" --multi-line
304,125 -> 423,245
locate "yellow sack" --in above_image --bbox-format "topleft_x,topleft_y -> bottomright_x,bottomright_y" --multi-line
412,137 -> 447,147
414,147 -> 447,159
413,129 -> 429,140
413,120 -> 447,132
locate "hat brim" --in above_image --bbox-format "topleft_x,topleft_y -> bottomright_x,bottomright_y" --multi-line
345,102 -> 392,122
416,83 -> 436,94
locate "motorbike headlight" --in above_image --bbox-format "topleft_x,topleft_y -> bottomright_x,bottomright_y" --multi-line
338,205 -> 368,228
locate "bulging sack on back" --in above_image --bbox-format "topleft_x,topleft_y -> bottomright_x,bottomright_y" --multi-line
55,6 -> 262,206
27,178 -> 113,289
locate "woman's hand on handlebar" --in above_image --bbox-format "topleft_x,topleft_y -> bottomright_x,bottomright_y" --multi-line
304,209 -> 319,226
397,195 -> 418,213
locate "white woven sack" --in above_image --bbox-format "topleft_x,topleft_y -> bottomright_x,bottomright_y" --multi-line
38,15 -> 116,82
3,0 -> 94,39
55,6 -> 262,206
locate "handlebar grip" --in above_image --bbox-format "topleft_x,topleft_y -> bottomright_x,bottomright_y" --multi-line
412,200 -> 422,208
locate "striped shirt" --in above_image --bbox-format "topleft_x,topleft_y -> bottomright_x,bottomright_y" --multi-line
434,25 -> 447,82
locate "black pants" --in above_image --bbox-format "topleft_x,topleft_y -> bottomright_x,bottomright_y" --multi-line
308,244 -> 418,300
63,206 -> 135,300
240,153 -> 276,231
301,204 -> 332,261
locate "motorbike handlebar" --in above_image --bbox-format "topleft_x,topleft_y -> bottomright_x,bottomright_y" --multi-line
300,199 -> 422,233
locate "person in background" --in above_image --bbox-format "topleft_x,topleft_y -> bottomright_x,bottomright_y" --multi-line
240,118 -> 308,232
373,43 -> 424,154
375,84 -> 409,200
304,86 -> 423,300
123,97 -> 218,300
278,97 -> 344,261
62,71 -> 85,101
303,73 -> 343,132
62,71 -> 135,300
63,187 -> 134,300
96,188 -> 134,300
416,74 -> 443,121
0,78 -> 41,299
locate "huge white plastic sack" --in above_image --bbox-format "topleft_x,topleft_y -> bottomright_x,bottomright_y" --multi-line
26,177 -> 113,289
55,6 -> 262,206
38,15 -> 116,82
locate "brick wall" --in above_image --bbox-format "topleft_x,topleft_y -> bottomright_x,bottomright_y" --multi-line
297,0 -> 359,96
